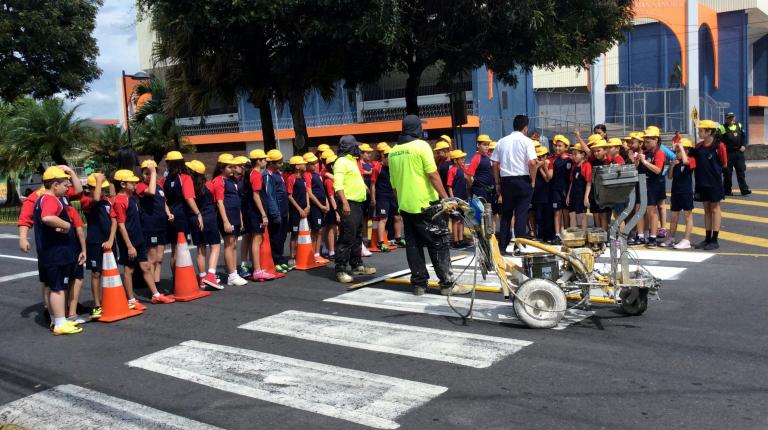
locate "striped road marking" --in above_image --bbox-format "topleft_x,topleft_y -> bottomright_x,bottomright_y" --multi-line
0,384 -> 222,430
598,249 -> 714,263
128,340 -> 446,430
0,253 -> 37,262
325,288 -> 593,330
239,310 -> 531,368
0,270 -> 39,283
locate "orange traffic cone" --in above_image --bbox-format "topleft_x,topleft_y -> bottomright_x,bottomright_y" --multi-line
98,249 -> 143,322
259,229 -> 284,279
295,218 -> 325,270
170,232 -> 211,302
369,217 -> 396,251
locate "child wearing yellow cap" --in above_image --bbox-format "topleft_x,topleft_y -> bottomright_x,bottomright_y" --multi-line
242,149 -> 275,281
163,151 -> 204,268
211,154 -> 247,286
566,144 -> 592,233
693,120 -> 728,250
446,150 -> 470,247
286,156 -> 310,269
136,160 -> 172,287
548,135 -> 573,243
186,160 -> 223,289
80,172 -> 114,320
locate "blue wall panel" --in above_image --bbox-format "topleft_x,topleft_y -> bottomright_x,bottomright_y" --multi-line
753,34 -> 768,96
619,23 -> 682,88
707,11 -> 748,128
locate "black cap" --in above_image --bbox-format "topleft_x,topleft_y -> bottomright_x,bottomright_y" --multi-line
401,115 -> 424,138
726,112 -> 735,117
338,135 -> 361,156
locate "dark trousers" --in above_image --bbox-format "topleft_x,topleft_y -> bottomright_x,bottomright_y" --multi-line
499,176 -> 533,253
401,210 -> 453,288
723,150 -> 749,193
335,200 -> 364,273
534,202 -> 555,240
268,215 -> 289,264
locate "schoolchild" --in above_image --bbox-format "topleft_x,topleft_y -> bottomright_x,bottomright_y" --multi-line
371,144 -> 404,251
304,152 -> 330,263
163,151 -> 203,268
243,149 -> 276,281
110,169 -> 175,307
662,138 -> 696,249
80,173 -> 114,320
566,144 -> 592,232
587,139 -> 611,230
434,139 -> 452,191
136,160 -> 171,285
446,149 -> 470,247
187,160 -> 223,289
263,150 -> 290,272
286,156 -> 310,268
693,120 -> 728,250
358,144 -> 375,248
547,134 -> 573,244
467,134 -> 497,229
636,126 -> 667,247
532,146 -> 555,242
212,154 -> 248,286
322,154 -> 340,260
231,156 -> 252,278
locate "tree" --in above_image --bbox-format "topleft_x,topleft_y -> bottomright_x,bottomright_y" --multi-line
12,98 -> 88,165
0,0 -> 102,100
84,125 -> 128,174
130,78 -> 192,162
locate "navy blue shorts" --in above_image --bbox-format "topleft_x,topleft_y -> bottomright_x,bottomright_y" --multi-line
192,226 -> 221,246
39,263 -> 75,292
86,243 -> 107,272
144,230 -> 168,248
73,263 -> 84,280
695,186 -> 724,203
551,189 -> 568,210
243,211 -> 265,234
589,197 -> 611,214
376,194 -> 398,219
217,218 -> 241,237
117,242 -> 148,267
670,192 -> 694,212
569,192 -> 587,214
324,209 -> 338,226
647,183 -> 666,205
309,207 -> 324,231
289,209 -> 303,235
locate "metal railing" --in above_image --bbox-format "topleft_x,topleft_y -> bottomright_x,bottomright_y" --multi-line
361,101 -> 475,123
361,81 -> 472,101
605,87 -> 687,135
699,94 -> 730,124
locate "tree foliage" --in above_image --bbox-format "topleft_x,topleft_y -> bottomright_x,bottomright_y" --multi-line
130,78 -> 192,162
0,0 -> 102,100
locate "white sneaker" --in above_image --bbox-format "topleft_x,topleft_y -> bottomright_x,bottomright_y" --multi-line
659,238 -> 675,248
227,273 -> 248,286
361,243 -> 372,257
673,239 -> 692,250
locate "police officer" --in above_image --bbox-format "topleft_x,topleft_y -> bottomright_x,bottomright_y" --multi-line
719,112 -> 751,196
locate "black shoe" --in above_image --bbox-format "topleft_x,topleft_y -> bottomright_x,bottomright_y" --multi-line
551,237 -> 562,246
645,238 -> 657,248
741,190 -> 752,196
694,239 -> 709,249
703,241 -> 720,250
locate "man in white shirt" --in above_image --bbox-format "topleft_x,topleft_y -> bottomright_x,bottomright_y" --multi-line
490,115 -> 538,254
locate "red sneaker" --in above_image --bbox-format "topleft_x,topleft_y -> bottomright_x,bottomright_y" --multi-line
252,270 -> 276,281
151,294 -> 176,304
202,272 -> 224,290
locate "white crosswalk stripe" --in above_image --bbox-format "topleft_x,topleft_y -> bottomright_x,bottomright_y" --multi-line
0,384 -> 222,430
127,340 -> 447,430
325,288 -> 593,330
239,310 -> 532,368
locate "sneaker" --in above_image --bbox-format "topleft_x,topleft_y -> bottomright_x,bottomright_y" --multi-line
66,315 -> 87,325
388,239 -> 396,247
659,238 -> 675,248
396,238 -> 406,247
327,253 -> 336,261
128,300 -> 147,311
551,236 -> 562,246
703,241 -> 720,250
53,321 -> 83,336
286,259 -> 296,270
227,273 -> 249,286
351,265 -> 376,275
151,294 -> 176,304
377,242 -> 390,252
645,238 -> 657,248
275,264 -> 288,273
413,286 -> 426,296
673,239 -> 692,249
741,190 -> 752,196
202,273 -> 224,290
694,239 -> 709,249
633,237 -> 647,246
336,272 -> 354,283
314,255 -> 330,264
361,244 -> 372,257
451,284 -> 473,295
657,228 -> 668,239
237,262 -> 252,278
90,306 -> 102,320
252,270 -> 276,281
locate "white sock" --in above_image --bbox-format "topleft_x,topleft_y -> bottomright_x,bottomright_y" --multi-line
54,317 -> 66,328
229,272 -> 237,277
199,272 -> 206,278
208,268 -> 216,274
637,234 -> 645,239
152,292 -> 160,298
128,298 -> 136,303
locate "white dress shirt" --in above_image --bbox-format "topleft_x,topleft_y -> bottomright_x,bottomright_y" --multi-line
490,131 -> 537,177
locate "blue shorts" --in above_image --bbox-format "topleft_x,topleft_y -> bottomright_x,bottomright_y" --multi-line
192,226 -> 221,246
671,193 -> 694,211
647,183 -> 666,205
324,209 -> 338,226
86,243 -> 105,272
144,230 -> 169,248
73,263 -> 84,280
289,209 -> 303,235
376,195 -> 398,219
695,186 -> 723,203
309,207 -> 324,231
38,263 -> 75,292
550,189 -> 568,210
117,242 -> 148,267
569,192 -> 587,214
217,219 -> 241,237
243,210 -> 265,234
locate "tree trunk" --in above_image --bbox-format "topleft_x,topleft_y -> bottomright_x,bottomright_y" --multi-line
405,62 -> 424,116
288,90 -> 309,154
51,147 -> 68,166
4,176 -> 21,206
258,97 -> 277,151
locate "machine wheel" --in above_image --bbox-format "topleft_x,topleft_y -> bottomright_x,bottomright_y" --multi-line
619,287 -> 648,316
512,279 -> 566,329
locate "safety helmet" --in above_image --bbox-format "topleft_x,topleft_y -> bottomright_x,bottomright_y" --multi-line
289,155 -> 306,165
217,153 -> 234,164
643,126 -> 661,138
325,153 -> 338,164
376,142 -> 390,152
165,151 -> 184,161
358,143 -> 373,152
630,131 -> 645,141
679,138 -> 694,148
552,134 -> 570,147
449,149 -> 467,159
317,144 -> 331,152
232,156 -> 249,165
185,160 -> 206,174
434,141 -> 450,151
266,149 -> 283,162
489,140 -> 497,150
477,134 -> 492,143
590,139 -> 609,149
697,119 -> 718,129
607,137 -> 623,147
320,149 -> 335,160
140,159 -> 157,169
535,146 -> 549,157
439,134 -> 452,144
249,149 -> 267,159
533,140 -> 542,148
42,166 -> 69,181
86,173 -> 110,188
113,169 -> 140,183
587,133 -> 602,146
303,152 -> 319,163
571,143 -> 587,153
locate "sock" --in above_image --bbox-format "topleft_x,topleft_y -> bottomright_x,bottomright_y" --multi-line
128,297 -> 136,303
229,271 -> 237,277
314,253 -> 320,257
329,251 -> 335,256
208,268 -> 216,274
199,272 -> 206,278
54,317 -> 66,328
152,292 -> 160,298
649,235 -> 656,240
712,231 -> 719,242
637,233 -> 645,239
705,230 -> 712,242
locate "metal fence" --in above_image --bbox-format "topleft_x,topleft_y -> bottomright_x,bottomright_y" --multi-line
605,87 -> 687,136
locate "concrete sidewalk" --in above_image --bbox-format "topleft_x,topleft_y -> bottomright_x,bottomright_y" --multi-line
747,160 -> 768,168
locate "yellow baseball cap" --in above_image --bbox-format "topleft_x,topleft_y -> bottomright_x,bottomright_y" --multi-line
326,153 -> 338,164
166,151 -> 184,161
477,134 -> 492,143
86,173 -> 110,188
317,144 -> 331,152
320,149 -> 335,160
358,143 -> 373,152
536,146 -> 549,157
114,169 -> 140,183
233,156 -> 249,165
644,125 -> 661,138
489,140 -> 497,149
697,119 -> 718,129
376,142 -> 390,152
607,137 -> 623,147
553,134 -> 571,147
289,155 -> 306,165
249,149 -> 267,159
303,152 -> 319,163
42,166 -> 70,181
266,149 -> 283,162
217,153 -> 235,164
185,160 -> 205,175
449,149 -> 466,159
434,141 -> 450,151
679,138 -> 694,148
140,159 -> 157,169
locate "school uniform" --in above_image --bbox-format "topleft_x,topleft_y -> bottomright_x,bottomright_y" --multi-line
136,179 -> 169,247
532,168 -> 554,240
548,154 -> 572,210
447,165 -> 468,201
358,160 -> 375,219
81,194 -> 113,272
438,160 -> 452,193
242,168 -> 265,234
67,205 -> 85,280
212,175 -> 242,236
467,153 -> 497,213
163,172 -> 196,241
671,157 -> 696,211
323,177 -> 337,226
111,193 -> 147,267
372,163 -> 398,219
569,161 -> 591,214
192,182 -> 221,246
589,158 -> 611,213
693,142 -> 727,202
609,154 -> 628,216
638,149 -> 667,205
34,194 -> 78,291
286,173 -> 308,234
306,171 -> 327,231
263,168 -> 289,261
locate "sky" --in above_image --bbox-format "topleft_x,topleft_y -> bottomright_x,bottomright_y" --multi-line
69,0 -> 140,120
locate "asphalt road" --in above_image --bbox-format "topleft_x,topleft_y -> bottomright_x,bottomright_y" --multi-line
0,167 -> 766,430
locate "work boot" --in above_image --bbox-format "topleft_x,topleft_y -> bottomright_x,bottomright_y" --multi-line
336,272 -> 353,283
413,285 -> 426,296
352,265 -> 376,275
450,284 -> 473,295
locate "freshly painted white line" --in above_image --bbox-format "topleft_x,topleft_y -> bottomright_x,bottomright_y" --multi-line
0,233 -> 20,239
239,310 -> 531,368
0,384 -> 222,430
598,249 -> 714,263
0,253 -> 37,262
325,288 -> 592,330
128,340 -> 447,430
593,263 -> 686,280
0,270 -> 39,283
